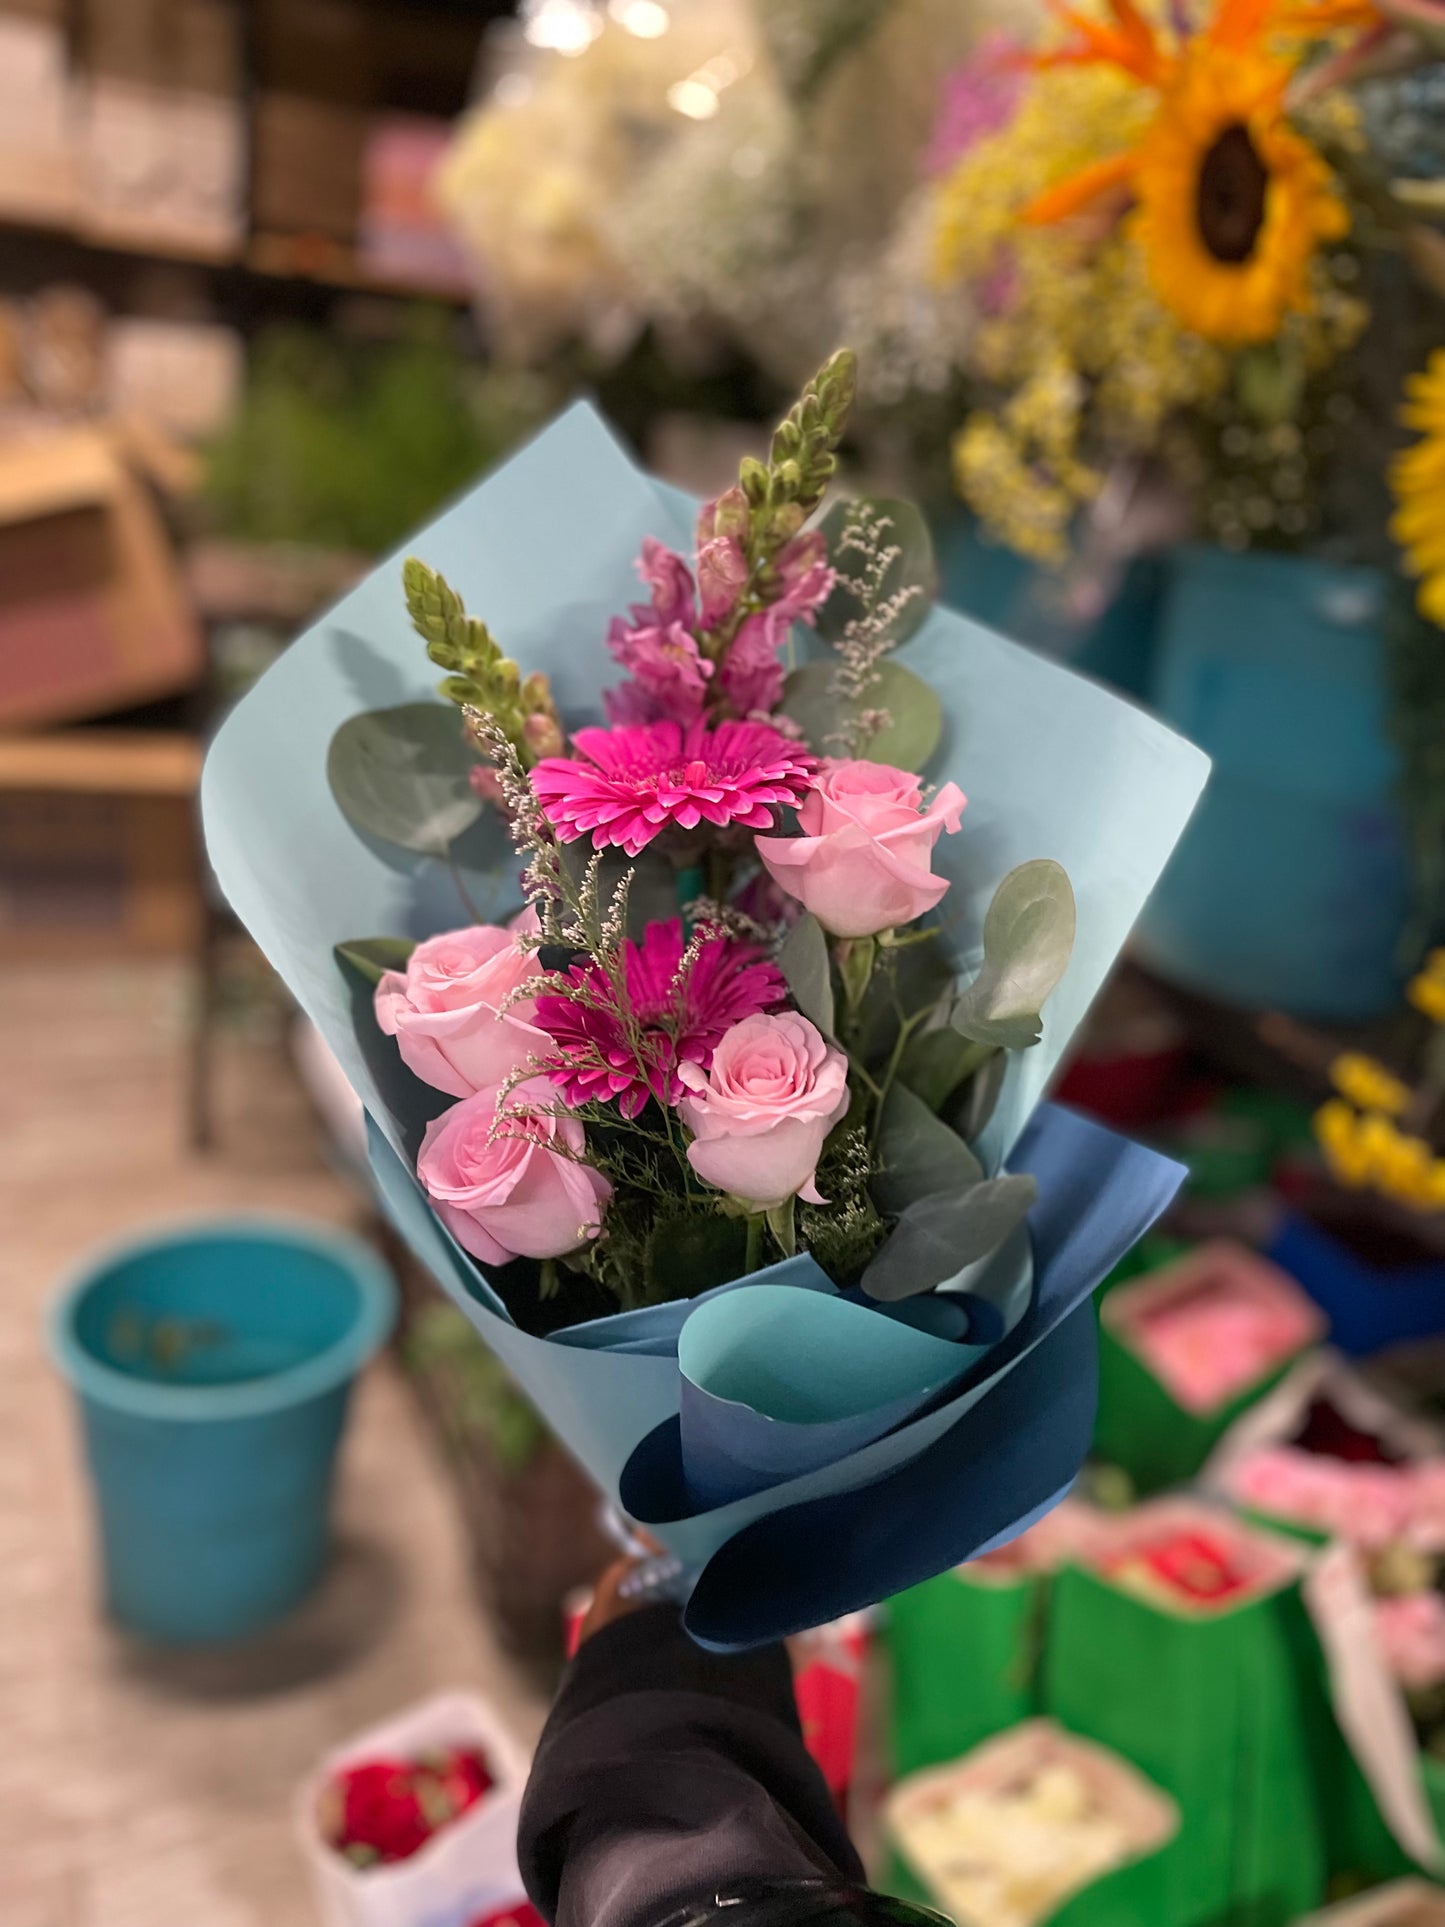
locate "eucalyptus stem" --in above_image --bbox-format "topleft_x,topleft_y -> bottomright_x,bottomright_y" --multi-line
447,848 -> 483,923
870,1005 -> 934,1149
744,1214 -> 765,1274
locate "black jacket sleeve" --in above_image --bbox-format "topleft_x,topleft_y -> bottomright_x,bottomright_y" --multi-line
517,1604 -> 865,1927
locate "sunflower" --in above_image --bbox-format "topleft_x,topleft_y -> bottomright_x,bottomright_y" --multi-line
1130,45 -> 1348,342
1024,0 -> 1349,344
1391,351 -> 1445,629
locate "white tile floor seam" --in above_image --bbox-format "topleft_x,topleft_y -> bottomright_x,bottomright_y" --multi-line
1,957 -> 545,1927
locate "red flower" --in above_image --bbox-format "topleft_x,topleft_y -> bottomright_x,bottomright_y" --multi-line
325,1745 -> 496,1868
332,1760 -> 432,1864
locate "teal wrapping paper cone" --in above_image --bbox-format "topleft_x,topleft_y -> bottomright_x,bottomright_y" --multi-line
1044,1501 -> 1331,1927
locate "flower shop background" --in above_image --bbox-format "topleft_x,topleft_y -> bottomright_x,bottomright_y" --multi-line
4,0 -> 1445,1925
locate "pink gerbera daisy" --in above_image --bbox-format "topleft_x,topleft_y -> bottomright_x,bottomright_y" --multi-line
530,719 -> 815,857
535,917 -> 787,1117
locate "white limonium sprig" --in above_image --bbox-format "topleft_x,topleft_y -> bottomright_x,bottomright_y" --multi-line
824,502 -> 927,752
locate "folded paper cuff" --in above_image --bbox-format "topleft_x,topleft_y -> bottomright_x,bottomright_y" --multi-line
675,1281 -> 999,1510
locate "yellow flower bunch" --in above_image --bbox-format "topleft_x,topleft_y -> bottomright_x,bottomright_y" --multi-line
1408,948 -> 1445,1024
928,0 -> 1369,562
933,62 -> 1230,561
1391,353 -> 1445,632
1314,1098 -> 1445,1211
1329,1050 -> 1412,1117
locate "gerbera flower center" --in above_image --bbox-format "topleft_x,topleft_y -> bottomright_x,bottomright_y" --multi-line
1196,122 -> 1268,265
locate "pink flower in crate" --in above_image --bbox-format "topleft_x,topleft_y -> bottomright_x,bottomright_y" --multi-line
1229,1448 -> 1416,1547
375,926 -> 547,1099
678,1010 -> 850,1209
604,538 -> 713,727
756,759 -> 966,938
417,1083 -> 611,1266
532,720 -> 815,857
536,918 -> 787,1117
1374,1591 -> 1445,1692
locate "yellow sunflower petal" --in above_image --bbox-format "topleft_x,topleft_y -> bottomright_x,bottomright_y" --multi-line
1391,350 -> 1445,631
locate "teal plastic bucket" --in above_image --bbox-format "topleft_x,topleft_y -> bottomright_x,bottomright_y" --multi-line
48,1217 -> 396,1644
936,510 -> 1164,701
1136,547 -> 1410,1021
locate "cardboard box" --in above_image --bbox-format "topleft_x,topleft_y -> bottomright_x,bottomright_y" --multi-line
0,15 -> 77,224
79,77 -> 244,257
105,318 -> 243,441
81,0 -> 241,95
0,428 -> 204,727
0,731 -> 204,958
252,93 -> 368,243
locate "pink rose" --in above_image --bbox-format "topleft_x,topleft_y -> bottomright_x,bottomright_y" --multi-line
375,925 -> 547,1100
677,1011 -> 849,1209
755,759 -> 966,938
417,1085 -> 612,1266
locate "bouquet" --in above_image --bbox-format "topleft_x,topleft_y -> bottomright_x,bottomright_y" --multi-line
203,350 -> 1207,1647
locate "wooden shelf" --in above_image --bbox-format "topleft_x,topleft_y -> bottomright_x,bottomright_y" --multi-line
0,730 -> 203,799
0,212 -> 472,307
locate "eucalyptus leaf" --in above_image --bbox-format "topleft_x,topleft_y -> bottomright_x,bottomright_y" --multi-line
778,912 -> 835,1035
951,1046 -> 1008,1144
871,1082 -> 982,1218
862,1176 -> 1038,1302
815,496 -> 936,651
327,703 -> 482,856
951,859 -> 1076,1051
897,1025 -> 996,1115
782,659 -> 942,770
334,936 -> 416,986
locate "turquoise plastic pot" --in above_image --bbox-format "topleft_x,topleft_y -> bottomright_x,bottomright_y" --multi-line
1136,547 -> 1410,1021
935,510 -> 1164,701
48,1217 -> 396,1644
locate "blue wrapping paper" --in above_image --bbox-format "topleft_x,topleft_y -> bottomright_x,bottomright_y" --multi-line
203,399 -> 1206,1638
677,1284 -> 982,1509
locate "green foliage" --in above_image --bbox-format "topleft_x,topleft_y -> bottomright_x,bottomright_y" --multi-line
815,496 -> 936,654
326,702 -> 482,855
402,1302 -> 548,1474
334,936 -> 416,987
403,559 -> 539,753
951,860 -> 1077,1050
862,1175 -> 1038,1302
870,1082 -> 982,1218
205,317 -> 556,554
752,347 -> 858,530
796,1125 -> 888,1284
778,912 -> 836,1035
783,659 -> 943,768
896,1025 -> 996,1115
756,0 -> 893,102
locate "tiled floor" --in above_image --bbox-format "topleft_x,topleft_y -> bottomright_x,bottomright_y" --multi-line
0,956 -> 544,1927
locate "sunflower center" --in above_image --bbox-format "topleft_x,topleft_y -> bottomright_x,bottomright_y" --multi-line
1196,123 -> 1268,265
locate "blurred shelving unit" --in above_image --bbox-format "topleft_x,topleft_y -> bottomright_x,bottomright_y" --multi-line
0,0 -> 510,971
